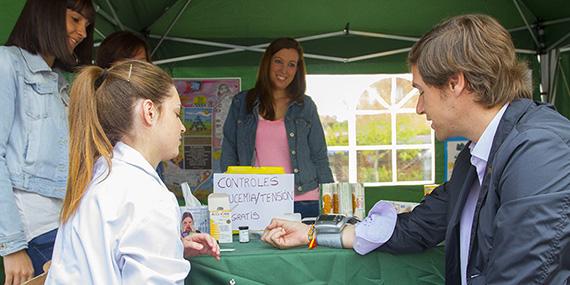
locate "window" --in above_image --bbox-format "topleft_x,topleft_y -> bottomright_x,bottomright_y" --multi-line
307,74 -> 435,186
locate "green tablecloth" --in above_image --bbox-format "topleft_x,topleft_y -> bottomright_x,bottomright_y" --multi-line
186,236 -> 445,285
0,240 -> 445,284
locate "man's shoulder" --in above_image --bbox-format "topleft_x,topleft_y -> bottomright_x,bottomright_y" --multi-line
515,101 -> 570,144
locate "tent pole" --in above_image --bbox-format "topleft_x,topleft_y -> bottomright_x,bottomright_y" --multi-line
552,54 -> 570,105
94,28 -> 105,40
295,31 -> 346,42
152,38 -> 347,65
512,0 -> 540,48
149,34 -> 268,52
347,48 -> 412,62
154,49 -> 255,65
540,50 -> 560,103
558,63 -> 570,105
550,57 -> 560,105
103,0 -> 124,30
95,4 -> 136,33
95,5 -> 118,27
148,36 -> 540,65
515,49 -> 536,54
350,31 -> 419,42
151,0 -> 192,57
508,17 -> 570,33
548,31 -> 570,52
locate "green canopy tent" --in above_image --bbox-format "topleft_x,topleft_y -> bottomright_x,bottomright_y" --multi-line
1,0 -> 569,116
1,1 -> 570,281
2,0 -> 569,189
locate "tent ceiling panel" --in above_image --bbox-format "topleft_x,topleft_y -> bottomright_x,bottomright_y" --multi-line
2,0 -> 569,67
148,0 -> 526,39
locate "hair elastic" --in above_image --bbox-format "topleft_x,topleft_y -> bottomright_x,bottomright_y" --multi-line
94,69 -> 108,90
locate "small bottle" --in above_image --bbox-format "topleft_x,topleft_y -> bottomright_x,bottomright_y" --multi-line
239,226 -> 249,243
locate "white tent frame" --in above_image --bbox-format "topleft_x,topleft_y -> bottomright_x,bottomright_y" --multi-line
94,0 -> 570,104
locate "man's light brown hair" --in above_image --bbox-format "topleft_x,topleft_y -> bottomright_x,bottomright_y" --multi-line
408,14 -> 532,107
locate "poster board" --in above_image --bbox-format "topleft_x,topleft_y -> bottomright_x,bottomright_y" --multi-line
213,173 -> 295,231
444,137 -> 469,181
163,78 -> 240,203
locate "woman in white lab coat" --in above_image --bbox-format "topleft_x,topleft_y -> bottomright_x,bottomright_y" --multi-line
45,60 -> 220,284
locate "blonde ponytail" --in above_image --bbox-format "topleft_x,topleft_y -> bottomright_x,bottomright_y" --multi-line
61,66 -> 113,223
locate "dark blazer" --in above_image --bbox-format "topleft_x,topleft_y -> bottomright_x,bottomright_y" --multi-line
379,99 -> 570,285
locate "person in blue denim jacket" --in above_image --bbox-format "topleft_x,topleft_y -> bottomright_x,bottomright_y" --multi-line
0,0 -> 94,283
221,38 -> 334,218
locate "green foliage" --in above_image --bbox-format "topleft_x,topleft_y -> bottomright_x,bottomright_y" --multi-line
396,114 -> 431,144
323,118 -> 349,146
356,115 -> 391,145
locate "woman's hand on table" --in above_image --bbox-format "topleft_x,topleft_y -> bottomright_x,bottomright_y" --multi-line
183,233 -> 221,260
261,218 -> 310,249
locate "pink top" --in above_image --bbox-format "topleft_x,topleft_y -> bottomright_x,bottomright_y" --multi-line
255,116 -> 319,201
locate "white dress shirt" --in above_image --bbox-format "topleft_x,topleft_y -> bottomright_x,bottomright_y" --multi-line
46,142 -> 190,285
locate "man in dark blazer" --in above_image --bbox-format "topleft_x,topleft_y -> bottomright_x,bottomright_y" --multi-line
262,14 -> 570,285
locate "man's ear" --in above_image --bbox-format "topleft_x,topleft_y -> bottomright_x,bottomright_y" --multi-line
448,72 -> 466,96
141,99 -> 156,126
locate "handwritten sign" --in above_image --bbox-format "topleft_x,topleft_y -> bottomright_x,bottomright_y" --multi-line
213,173 -> 294,230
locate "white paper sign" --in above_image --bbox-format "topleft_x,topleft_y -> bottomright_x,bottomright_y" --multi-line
213,173 -> 294,230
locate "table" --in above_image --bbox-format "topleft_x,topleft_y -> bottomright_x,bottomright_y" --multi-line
186,236 -> 445,285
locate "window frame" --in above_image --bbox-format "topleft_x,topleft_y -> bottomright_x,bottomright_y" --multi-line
307,74 -> 435,186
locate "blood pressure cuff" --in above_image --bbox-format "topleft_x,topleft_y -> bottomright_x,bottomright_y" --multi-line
316,232 -> 343,248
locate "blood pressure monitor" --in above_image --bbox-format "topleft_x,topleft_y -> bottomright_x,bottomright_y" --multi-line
313,214 -> 360,248
314,214 -> 349,233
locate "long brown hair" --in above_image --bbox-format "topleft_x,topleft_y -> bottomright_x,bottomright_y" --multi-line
247,37 -> 307,120
408,14 -> 532,107
61,60 -> 173,223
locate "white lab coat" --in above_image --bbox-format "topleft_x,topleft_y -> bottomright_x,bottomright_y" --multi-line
46,142 -> 190,285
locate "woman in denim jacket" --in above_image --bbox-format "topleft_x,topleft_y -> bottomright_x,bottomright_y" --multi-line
221,38 -> 334,218
0,0 -> 94,283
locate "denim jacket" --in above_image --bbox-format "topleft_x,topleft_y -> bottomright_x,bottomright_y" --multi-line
221,91 -> 334,193
0,46 -> 69,255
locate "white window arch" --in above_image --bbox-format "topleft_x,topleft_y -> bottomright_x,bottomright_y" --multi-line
307,74 -> 435,186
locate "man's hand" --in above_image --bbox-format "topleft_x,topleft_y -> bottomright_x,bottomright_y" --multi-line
261,218 -> 310,249
3,249 -> 34,285
182,233 -> 221,261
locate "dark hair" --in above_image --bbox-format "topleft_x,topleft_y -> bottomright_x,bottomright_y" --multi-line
408,14 -> 532,107
246,37 -> 307,120
96,31 -> 151,68
6,0 -> 95,70
62,60 -> 174,222
182,212 -> 194,221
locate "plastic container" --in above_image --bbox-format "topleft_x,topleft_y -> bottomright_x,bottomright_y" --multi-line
239,226 -> 249,243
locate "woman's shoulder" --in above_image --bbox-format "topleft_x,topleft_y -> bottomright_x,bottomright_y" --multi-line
229,90 -> 254,111
233,90 -> 250,101
302,94 -> 315,104
0,46 -> 51,75
0,46 -> 20,56
0,46 -> 23,67
296,94 -> 317,110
